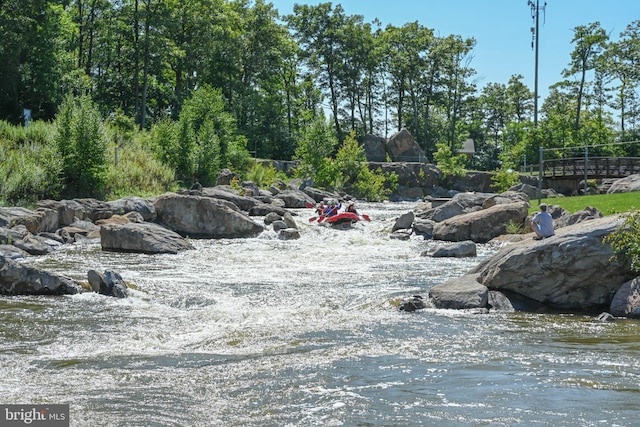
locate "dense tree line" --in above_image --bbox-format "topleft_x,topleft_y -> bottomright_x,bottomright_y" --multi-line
1,0 -> 639,171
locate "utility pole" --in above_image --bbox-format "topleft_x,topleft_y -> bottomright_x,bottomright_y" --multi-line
528,0 -> 546,127
529,0 -> 546,205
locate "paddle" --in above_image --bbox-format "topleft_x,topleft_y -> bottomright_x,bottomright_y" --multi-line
307,202 -> 321,221
361,214 -> 371,222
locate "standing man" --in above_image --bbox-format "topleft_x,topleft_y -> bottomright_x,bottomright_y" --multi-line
531,203 -> 554,240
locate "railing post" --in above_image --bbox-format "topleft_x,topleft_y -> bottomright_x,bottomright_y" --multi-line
538,146 -> 543,205
584,147 -> 588,194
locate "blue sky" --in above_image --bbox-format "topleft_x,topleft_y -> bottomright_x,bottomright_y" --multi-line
268,0 -> 638,103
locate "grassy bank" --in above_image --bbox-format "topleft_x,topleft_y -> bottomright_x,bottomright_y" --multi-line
529,191 -> 640,216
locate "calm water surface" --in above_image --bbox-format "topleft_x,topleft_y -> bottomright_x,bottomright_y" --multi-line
1,202 -> 639,426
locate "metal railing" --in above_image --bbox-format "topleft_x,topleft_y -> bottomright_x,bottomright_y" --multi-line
541,157 -> 640,179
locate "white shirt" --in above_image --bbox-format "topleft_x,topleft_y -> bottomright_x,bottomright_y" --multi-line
532,211 -> 554,237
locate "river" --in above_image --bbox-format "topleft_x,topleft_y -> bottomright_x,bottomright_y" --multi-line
1,201 -> 639,426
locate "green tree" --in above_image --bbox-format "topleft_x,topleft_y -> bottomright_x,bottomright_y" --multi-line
433,142 -> 466,178
563,22 -> 608,130
605,20 -> 640,142
334,131 -> 394,201
490,153 -> 520,193
177,85 -> 250,186
383,22 -> 436,145
287,2 -> 349,139
55,95 -> 108,197
293,115 -> 338,187
0,0 -> 73,122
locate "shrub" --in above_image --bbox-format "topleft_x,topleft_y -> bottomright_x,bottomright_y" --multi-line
179,86 -> 251,186
334,132 -> 396,201
244,162 -> 286,189
104,138 -> 177,199
506,220 -> 525,234
433,142 -> 466,178
54,95 -> 108,197
0,121 -> 62,205
604,211 -> 640,273
293,116 -> 338,186
491,167 -> 520,193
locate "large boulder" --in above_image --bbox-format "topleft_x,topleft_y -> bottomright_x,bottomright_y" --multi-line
37,199 -> 85,226
248,203 -> 289,217
429,273 -> 488,309
106,196 -> 157,222
363,134 -> 387,162
11,234 -> 57,255
0,255 -> 82,295
392,211 -> 414,232
448,171 -> 495,193
555,206 -> 603,228
216,168 -> 238,186
274,190 -> 316,208
412,218 -> 435,239
467,215 -> 635,312
0,207 -> 59,234
424,241 -> 477,258
95,212 -> 145,226
0,226 -> 28,244
607,174 -> 640,194
37,198 -> 112,224
154,193 -> 264,239
509,183 -> 541,200
481,191 -> 530,209
0,245 -> 29,260
367,162 -> 440,189
100,222 -> 194,254
201,186 -> 260,211
609,277 -> 640,318
432,201 -> 529,243
415,192 -> 494,222
303,187 -> 341,203
386,128 -> 426,162
87,269 -> 129,298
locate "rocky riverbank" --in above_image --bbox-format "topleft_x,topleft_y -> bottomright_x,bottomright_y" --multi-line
1,173 -> 639,319
389,187 -> 639,319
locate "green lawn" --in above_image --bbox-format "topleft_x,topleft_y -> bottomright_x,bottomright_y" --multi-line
529,191 -> 640,216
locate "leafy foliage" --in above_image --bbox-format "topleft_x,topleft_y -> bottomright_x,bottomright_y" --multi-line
1,1 -> 640,201
295,126 -> 395,201
0,121 -> 62,204
604,212 -> 640,273
334,131 -> 396,201
151,86 -> 251,187
54,95 -> 108,198
433,142 -> 466,178
491,153 -> 521,193
505,220 -> 525,235
294,116 -> 338,187
103,138 -> 177,200
244,162 -> 287,189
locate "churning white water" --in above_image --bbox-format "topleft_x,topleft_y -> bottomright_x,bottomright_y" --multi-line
2,202 -> 640,426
